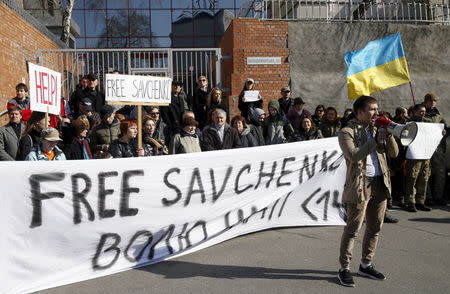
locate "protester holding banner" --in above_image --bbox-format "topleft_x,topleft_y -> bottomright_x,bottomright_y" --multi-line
17,111 -> 46,160
142,115 -> 168,156
89,105 -> 120,156
404,104 -> 432,212
206,87 -> 229,125
247,108 -> 266,146
0,106 -> 24,161
192,76 -> 210,128
292,116 -> 323,141
312,104 -> 326,128
160,81 -> 186,133
25,127 -> 66,161
320,107 -> 341,137
423,93 -> 447,206
7,83 -> 32,121
110,119 -> 144,158
63,116 -> 93,160
169,116 -> 202,154
201,109 -> 241,151
286,97 -> 312,131
263,100 -> 294,145
337,95 -> 398,287
231,115 -> 258,147
238,78 -> 263,124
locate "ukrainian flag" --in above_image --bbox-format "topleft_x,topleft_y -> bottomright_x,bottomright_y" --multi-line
345,33 -> 411,100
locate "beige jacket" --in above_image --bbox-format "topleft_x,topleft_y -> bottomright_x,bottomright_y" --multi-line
338,119 -> 399,204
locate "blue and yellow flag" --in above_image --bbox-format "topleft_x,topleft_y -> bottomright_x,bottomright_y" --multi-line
344,33 -> 411,99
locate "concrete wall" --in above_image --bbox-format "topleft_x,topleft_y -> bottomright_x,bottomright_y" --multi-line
289,22 -> 450,118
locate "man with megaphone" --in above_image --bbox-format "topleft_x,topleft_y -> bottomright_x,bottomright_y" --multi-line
337,95 -> 399,287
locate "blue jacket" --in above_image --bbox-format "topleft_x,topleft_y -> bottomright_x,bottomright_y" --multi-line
25,144 -> 66,161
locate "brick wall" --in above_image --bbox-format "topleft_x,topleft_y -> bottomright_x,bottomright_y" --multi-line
0,1 -> 62,123
219,19 -> 289,118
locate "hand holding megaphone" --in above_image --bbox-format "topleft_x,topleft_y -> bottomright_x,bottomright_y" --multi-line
374,117 -> 418,146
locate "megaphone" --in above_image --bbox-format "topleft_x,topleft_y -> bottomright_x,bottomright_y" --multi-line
375,117 -> 418,146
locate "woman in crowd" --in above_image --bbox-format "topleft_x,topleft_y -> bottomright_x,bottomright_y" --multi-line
206,87 -> 229,124
238,78 -> 263,123
169,117 -> 201,154
18,111 -> 46,160
264,100 -> 294,145
146,106 -> 171,142
231,115 -> 258,147
25,127 -> 66,161
339,108 -> 354,128
192,75 -> 210,128
63,116 -> 93,160
312,104 -> 325,128
142,115 -> 168,156
110,119 -> 144,158
296,116 -> 323,141
286,97 -> 311,131
320,107 -> 341,137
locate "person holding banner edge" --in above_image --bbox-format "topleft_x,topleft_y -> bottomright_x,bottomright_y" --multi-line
337,95 -> 399,287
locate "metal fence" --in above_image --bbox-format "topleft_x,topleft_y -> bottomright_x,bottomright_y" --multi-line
36,48 -> 222,99
242,0 -> 450,23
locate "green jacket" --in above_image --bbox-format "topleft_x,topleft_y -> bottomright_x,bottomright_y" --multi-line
89,118 -> 121,153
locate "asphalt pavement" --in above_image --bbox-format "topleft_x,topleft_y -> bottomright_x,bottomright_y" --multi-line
37,205 -> 450,294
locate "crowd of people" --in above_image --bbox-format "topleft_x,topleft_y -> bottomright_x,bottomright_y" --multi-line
0,76 -> 447,212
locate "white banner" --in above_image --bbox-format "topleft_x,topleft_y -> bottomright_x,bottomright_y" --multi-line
0,138 -> 346,294
105,74 -> 172,104
28,62 -> 62,115
406,123 -> 444,160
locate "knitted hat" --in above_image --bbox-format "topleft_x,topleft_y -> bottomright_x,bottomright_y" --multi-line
252,108 -> 265,121
100,105 -> 115,120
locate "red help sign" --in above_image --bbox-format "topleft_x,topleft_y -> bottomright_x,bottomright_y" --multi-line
28,62 -> 62,115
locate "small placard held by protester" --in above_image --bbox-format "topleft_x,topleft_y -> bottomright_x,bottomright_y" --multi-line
406,123 -> 444,160
105,73 -> 172,104
28,62 -> 62,115
243,90 -> 260,102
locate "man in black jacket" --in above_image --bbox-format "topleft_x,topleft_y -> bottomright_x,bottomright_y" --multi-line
201,109 -> 241,151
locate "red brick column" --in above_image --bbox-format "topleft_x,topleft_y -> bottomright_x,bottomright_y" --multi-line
219,19 -> 289,118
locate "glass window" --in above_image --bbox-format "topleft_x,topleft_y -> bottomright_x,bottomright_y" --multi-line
215,0 -> 236,9
72,10 -> 86,37
151,10 -> 171,36
129,38 -> 151,48
130,10 -> 151,37
172,0 -> 193,9
171,37 -> 193,48
150,0 -> 170,8
109,37 -> 130,48
85,10 -> 106,37
152,37 -> 171,47
193,10 -> 215,36
74,0 -> 85,9
172,10 -> 194,37
76,38 -> 86,49
194,37 -> 215,47
106,10 -> 128,37
130,0 -> 150,8
107,0 -> 129,9
86,38 -> 107,48
85,0 -> 106,9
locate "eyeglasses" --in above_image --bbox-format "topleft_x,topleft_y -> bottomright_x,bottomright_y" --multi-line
199,79 -> 207,82
317,110 -> 324,113
150,112 -> 159,115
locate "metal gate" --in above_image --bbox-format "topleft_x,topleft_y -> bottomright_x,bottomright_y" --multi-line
36,48 -> 222,99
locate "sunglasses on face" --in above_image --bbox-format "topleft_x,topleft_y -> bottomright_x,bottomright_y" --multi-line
199,79 -> 207,82
150,112 -> 159,115
317,109 -> 324,112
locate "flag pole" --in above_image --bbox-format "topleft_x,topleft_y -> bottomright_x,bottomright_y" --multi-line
409,82 -> 416,105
